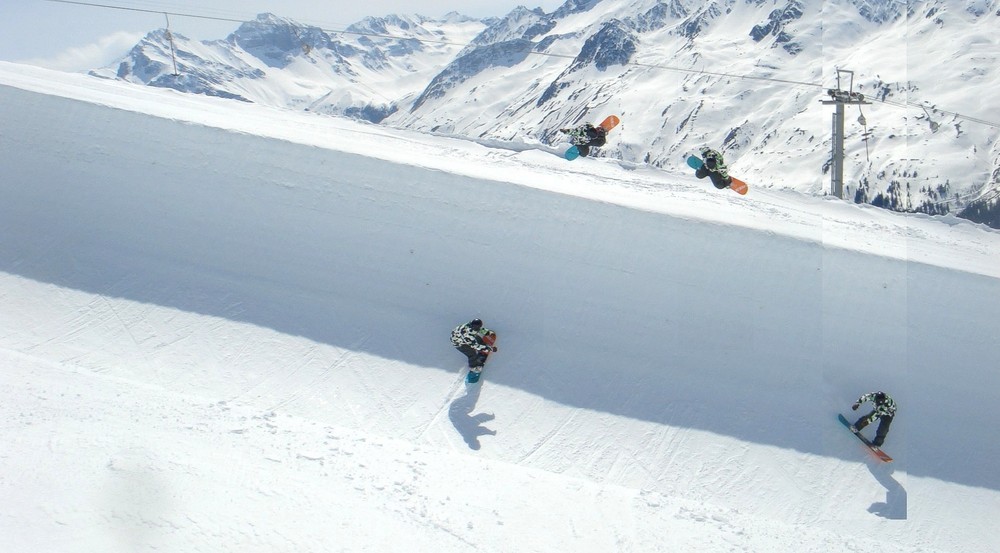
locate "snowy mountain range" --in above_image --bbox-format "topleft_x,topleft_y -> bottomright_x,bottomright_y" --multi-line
92,12 -> 487,121
91,0 -> 1000,226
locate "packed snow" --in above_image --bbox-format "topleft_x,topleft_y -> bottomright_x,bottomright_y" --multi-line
2,62 -> 999,552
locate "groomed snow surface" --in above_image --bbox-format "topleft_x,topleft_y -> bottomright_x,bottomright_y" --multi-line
2,62 -> 999,552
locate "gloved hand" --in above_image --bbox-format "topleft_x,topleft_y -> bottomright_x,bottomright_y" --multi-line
851,403 -> 860,411
490,346 -> 498,352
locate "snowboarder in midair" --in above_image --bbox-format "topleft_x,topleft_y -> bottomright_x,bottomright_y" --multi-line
850,391 -> 896,448
695,146 -> 733,189
560,123 -> 608,157
451,318 -> 497,376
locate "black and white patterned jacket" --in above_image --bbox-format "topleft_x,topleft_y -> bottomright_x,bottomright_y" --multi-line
561,124 -> 607,147
451,323 -> 493,355
857,392 -> 897,417
699,146 -> 730,178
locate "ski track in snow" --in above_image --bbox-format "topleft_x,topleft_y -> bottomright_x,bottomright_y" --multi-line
1,62 -> 999,552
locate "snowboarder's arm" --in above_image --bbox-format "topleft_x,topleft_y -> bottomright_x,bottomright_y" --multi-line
476,329 -> 498,352
475,344 -> 495,355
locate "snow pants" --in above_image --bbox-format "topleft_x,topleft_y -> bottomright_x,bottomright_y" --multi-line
855,413 -> 893,446
696,166 -> 732,189
456,344 -> 488,369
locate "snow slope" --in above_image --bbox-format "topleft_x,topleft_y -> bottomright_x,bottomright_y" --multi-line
2,62 -> 1000,552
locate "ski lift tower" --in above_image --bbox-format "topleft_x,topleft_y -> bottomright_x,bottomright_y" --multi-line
822,69 -> 870,199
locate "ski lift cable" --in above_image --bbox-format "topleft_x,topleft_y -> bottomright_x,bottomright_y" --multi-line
46,0 -> 249,26
43,0 -> 470,46
872,96 -> 999,127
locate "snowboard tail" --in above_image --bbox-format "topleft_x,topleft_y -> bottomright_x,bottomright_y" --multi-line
838,414 -> 893,462
686,155 -> 748,195
598,115 -> 620,132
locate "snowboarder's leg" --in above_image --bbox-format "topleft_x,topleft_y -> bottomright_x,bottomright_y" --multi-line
854,413 -> 873,431
709,172 -> 732,190
872,415 -> 893,447
457,345 -> 480,368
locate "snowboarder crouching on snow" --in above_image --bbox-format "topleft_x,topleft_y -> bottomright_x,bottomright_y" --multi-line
696,146 -> 733,189
560,123 -> 608,157
451,319 -> 497,375
850,391 -> 896,447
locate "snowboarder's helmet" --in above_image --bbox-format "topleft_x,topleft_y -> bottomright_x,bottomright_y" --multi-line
469,319 -> 483,330
875,392 -> 886,402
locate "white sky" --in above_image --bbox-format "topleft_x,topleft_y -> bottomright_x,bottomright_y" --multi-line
2,0 -> 566,71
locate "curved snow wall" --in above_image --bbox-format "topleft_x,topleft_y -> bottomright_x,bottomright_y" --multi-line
2,85 -> 999,491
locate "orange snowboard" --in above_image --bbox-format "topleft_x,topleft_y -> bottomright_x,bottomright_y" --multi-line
598,115 -> 620,132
